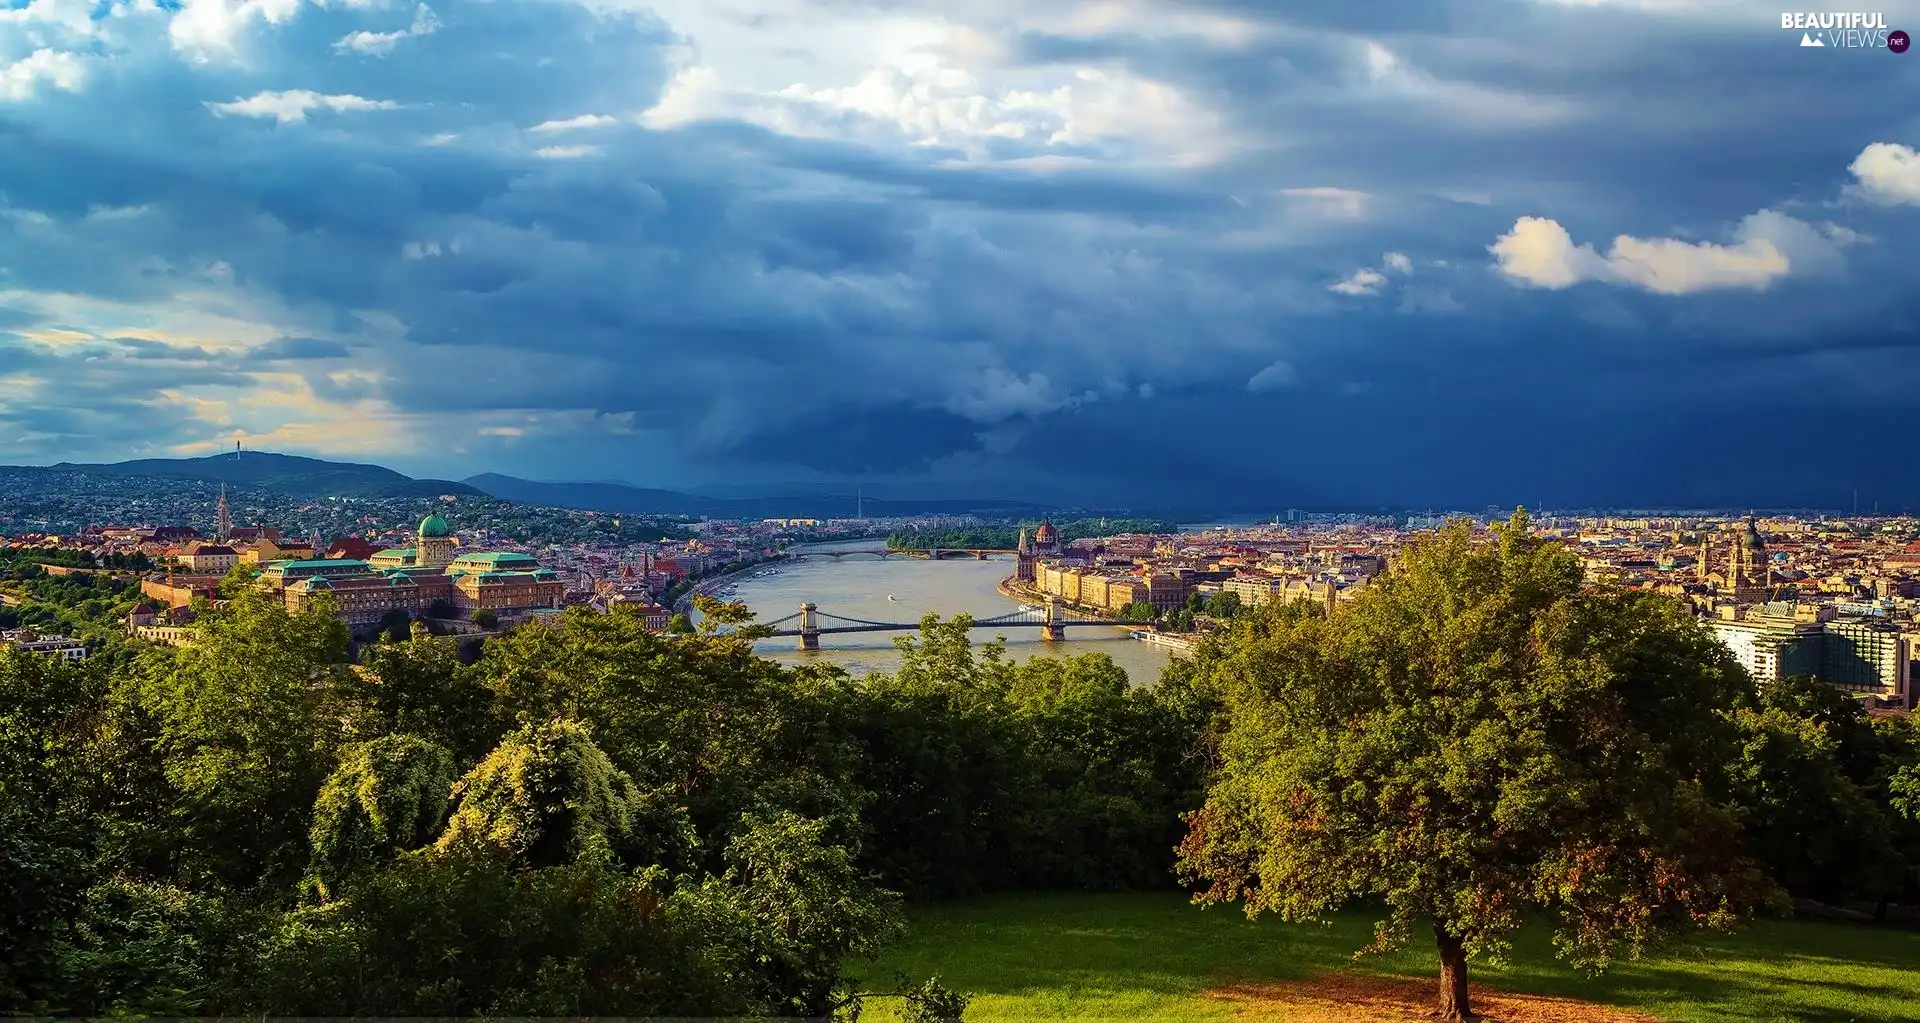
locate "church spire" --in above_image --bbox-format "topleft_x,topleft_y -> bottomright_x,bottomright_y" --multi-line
215,485 -> 233,542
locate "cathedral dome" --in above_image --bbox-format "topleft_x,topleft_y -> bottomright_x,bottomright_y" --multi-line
1743,517 -> 1766,553
418,513 -> 452,538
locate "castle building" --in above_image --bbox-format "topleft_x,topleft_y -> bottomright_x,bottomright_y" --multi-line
368,513 -> 457,571
266,514 -> 564,627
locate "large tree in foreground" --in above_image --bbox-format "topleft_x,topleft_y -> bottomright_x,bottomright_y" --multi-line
1177,511 -> 1783,1021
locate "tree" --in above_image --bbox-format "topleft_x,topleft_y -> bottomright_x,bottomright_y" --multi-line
349,626 -> 501,762
308,735 -> 457,896
437,719 -> 692,871
691,594 -> 773,640
125,590 -> 353,888
216,564 -> 260,599
1894,764 -> 1920,821
697,809 -> 904,1017
1728,706 -> 1898,903
1177,512 -> 1781,1021
467,608 -> 498,630
374,609 -> 412,644
666,612 -> 695,635
1120,602 -> 1156,623
1202,591 -> 1241,619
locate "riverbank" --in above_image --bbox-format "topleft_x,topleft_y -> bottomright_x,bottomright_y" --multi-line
671,558 -> 784,613
996,576 -> 1202,655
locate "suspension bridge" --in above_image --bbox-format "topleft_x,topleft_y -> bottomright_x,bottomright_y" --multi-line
753,597 -> 1143,649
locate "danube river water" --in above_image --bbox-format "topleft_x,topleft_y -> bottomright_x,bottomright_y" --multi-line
717,542 -> 1175,683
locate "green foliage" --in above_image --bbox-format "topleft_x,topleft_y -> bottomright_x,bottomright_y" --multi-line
1119,601 -> 1156,622
0,546 -> 97,569
666,611 -> 695,634
49,878 -> 259,1017
691,592 -> 774,639
1202,591 -> 1240,619
216,563 -> 260,599
899,976 -> 971,1022
1728,706 -> 1899,903
479,608 -> 852,852
0,794 -> 90,1010
437,719 -> 654,867
243,850 -> 753,1016
309,735 -> 457,894
349,627 -> 502,761
1178,513 -> 1782,1018
844,617 -> 1211,898
468,608 -> 499,629
126,589 -> 354,888
374,607 -> 412,643
1894,764 -> 1920,822
695,809 -> 905,1017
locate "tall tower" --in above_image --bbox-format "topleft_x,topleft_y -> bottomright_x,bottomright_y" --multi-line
215,485 -> 233,542
1696,533 -> 1711,583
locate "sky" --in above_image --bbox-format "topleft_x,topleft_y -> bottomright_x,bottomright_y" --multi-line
2,0 -> 1919,510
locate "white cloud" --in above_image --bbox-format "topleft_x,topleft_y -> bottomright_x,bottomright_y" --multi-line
641,54 -> 1228,165
1489,212 -> 1799,295
334,4 -> 440,56
207,89 -> 398,123
534,145 -> 603,159
529,113 -> 618,133
1382,251 -> 1413,274
169,0 -> 304,60
1819,222 -> 1865,247
1328,267 -> 1388,296
1847,142 -> 1920,206
1246,360 -> 1299,392
0,48 -> 86,101
944,368 -> 1067,419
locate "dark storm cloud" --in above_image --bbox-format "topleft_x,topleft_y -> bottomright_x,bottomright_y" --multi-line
243,337 -> 355,362
1,0 -> 1917,502
726,403 -> 987,473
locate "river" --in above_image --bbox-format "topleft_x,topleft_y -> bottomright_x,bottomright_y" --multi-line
711,540 -> 1176,684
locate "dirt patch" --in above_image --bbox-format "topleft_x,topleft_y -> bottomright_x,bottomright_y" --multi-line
1206,973 -> 1658,1023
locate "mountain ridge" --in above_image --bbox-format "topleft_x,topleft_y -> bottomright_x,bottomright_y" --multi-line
17,452 -> 484,499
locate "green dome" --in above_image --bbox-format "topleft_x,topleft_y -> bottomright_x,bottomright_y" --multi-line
418,513 -> 452,538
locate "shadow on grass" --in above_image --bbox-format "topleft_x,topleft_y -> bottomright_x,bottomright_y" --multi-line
850,891 -> 1920,1023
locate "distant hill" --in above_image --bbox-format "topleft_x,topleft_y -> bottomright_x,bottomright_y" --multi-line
32,452 -> 484,498
463,473 -> 1053,520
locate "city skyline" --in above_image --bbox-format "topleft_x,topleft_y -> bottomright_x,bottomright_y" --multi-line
3,0 -> 1918,508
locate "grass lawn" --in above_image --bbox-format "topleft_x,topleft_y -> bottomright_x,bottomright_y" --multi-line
846,891 -> 1920,1023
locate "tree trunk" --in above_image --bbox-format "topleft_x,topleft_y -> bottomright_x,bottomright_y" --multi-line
1433,919 -> 1474,1021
